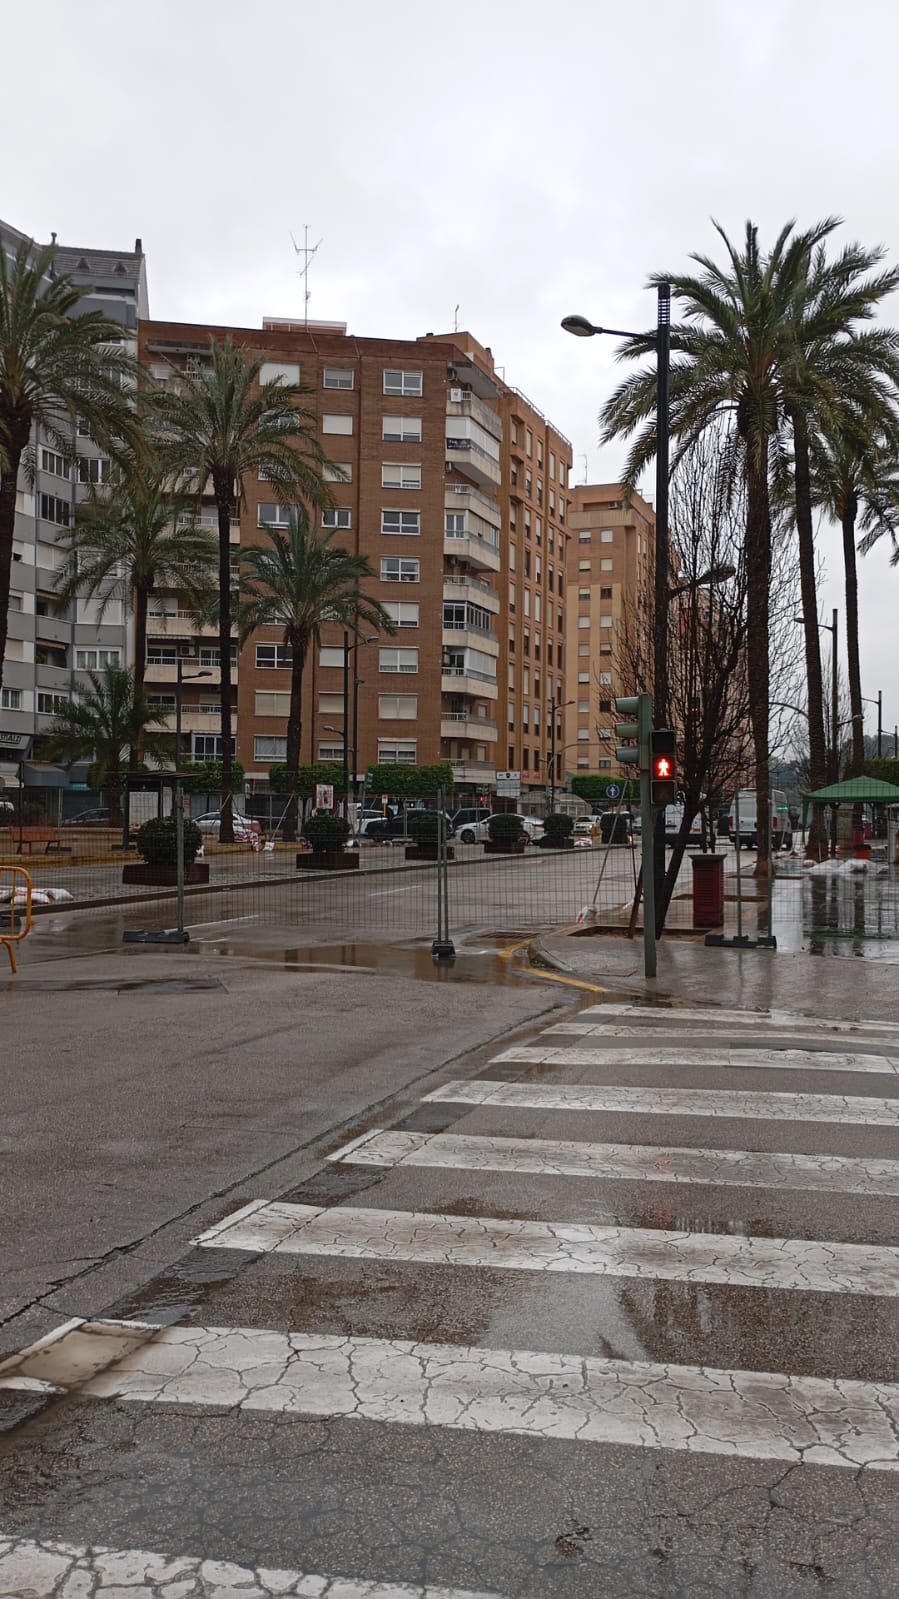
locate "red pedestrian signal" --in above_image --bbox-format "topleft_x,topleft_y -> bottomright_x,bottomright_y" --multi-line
650,729 -> 677,806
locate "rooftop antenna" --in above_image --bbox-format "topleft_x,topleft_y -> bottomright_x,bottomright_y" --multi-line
290,225 -> 322,328
580,453 -> 588,484
453,303 -> 460,332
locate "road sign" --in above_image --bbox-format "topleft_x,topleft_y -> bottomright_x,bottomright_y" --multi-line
496,770 -> 521,798
605,782 -> 621,800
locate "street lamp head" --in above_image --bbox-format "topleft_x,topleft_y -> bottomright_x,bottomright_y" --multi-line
561,314 -> 598,338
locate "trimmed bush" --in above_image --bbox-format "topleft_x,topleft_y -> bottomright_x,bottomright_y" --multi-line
543,812 -> 574,840
136,815 -> 202,867
599,811 -> 631,845
487,812 -> 525,843
408,811 -> 440,843
303,813 -> 350,853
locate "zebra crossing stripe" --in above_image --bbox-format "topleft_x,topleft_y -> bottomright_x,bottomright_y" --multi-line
4,1319 -> 898,1472
491,1045 -> 899,1075
0,1533 -> 504,1598
424,1079 -> 899,1126
193,1199 -> 899,1298
577,1003 -> 899,1034
326,1127 -> 899,1198
544,1022 -> 899,1046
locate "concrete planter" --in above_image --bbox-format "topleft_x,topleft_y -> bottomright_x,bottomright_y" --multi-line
484,840 -> 527,855
537,837 -> 574,849
405,844 -> 455,861
122,862 -> 210,885
295,851 -> 360,870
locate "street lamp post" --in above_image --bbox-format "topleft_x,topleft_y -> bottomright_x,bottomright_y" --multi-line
349,634 -> 379,821
175,659 -> 213,772
563,288 -> 671,921
548,699 -> 575,814
861,692 -> 884,759
794,610 -> 838,782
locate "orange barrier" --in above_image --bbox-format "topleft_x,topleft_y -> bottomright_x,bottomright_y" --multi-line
0,866 -> 33,973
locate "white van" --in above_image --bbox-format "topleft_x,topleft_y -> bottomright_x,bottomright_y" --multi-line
728,789 -> 792,850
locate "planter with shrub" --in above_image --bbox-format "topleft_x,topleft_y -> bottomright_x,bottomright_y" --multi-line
405,810 -> 454,861
297,813 -> 358,870
122,815 -> 209,884
538,812 -> 575,849
484,811 -> 527,855
599,811 -> 632,845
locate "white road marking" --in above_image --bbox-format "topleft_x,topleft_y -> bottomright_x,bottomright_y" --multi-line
424,1078 -> 899,1127
577,1002 -> 899,1035
493,1045 -> 899,1075
193,1199 -> 899,1298
184,914 -> 260,933
0,1533 -> 503,1598
5,1319 -> 899,1472
544,1022 -> 899,1046
326,1127 -> 899,1198
371,887 -> 414,897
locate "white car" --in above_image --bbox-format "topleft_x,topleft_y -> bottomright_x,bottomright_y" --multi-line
573,817 -> 597,838
194,811 -> 260,841
453,813 -> 544,844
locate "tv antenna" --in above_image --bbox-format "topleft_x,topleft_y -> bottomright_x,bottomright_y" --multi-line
580,453 -> 588,484
453,303 -> 460,332
290,225 -> 322,327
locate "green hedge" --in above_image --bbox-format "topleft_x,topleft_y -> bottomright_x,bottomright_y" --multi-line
268,762 -> 346,797
365,762 -> 454,799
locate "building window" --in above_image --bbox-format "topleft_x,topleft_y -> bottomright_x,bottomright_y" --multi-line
323,367 -> 354,389
255,691 -> 291,717
377,739 -> 417,764
600,616 -> 613,629
382,415 -> 422,442
77,647 -> 120,669
577,729 -> 590,742
381,463 -> 421,490
526,428 -> 533,458
255,643 -> 292,668
319,647 -> 344,668
383,600 -> 419,628
378,694 -> 418,719
601,557 -> 613,571
194,735 -> 235,759
578,589 -> 590,601
577,700 -> 590,713
508,700 -> 515,730
381,509 -> 421,536
600,586 -> 612,599
383,369 -> 423,397
260,362 -> 300,385
41,448 -> 68,478
577,757 -> 590,769
577,672 -> 590,684
318,692 -> 344,714
37,691 -> 70,714
254,735 -> 287,761
199,645 -> 237,667
323,462 -> 352,482
578,531 -> 591,544
577,616 -> 590,630
1,687 -> 21,709
322,508 -> 352,529
322,414 -> 353,436
77,457 -> 110,485
600,529 -> 614,543
257,502 -> 295,528
599,758 -> 612,770
600,672 -> 613,684
577,644 -> 590,658
379,647 -> 418,674
380,557 -> 420,582
40,493 -> 70,526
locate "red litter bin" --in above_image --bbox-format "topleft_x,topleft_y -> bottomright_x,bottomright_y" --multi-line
691,853 -> 724,928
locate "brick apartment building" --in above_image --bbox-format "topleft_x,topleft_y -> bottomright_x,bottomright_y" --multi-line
138,316 -> 572,805
563,484 -> 655,779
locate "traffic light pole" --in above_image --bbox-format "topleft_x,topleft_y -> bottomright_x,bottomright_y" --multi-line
615,692 -> 656,980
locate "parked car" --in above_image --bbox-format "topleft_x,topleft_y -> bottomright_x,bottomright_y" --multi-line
726,789 -> 793,850
63,807 -> 110,825
0,798 -> 17,815
195,810 -> 260,840
363,808 -> 452,844
572,817 -> 597,838
453,813 -> 545,844
451,805 -> 492,833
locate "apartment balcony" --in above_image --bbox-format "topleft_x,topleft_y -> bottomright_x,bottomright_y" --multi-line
440,666 -> 498,701
443,528 -> 501,574
442,574 -> 500,614
440,712 -> 498,743
448,758 -> 497,785
445,482 -> 501,523
34,615 -> 71,648
146,611 -> 220,639
445,429 -> 501,489
441,624 -> 499,657
445,389 -> 502,442
154,710 -> 222,735
194,514 -> 241,544
144,662 -> 236,685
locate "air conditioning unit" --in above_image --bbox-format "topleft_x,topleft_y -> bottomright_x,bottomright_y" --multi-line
449,387 -> 464,403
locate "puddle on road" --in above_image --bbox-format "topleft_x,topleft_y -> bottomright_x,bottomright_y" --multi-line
191,937 -> 531,986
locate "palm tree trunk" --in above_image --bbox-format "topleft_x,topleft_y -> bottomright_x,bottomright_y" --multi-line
0,436 -> 27,695
283,635 -> 306,844
214,476 -> 235,844
745,454 -> 772,878
130,582 -> 150,772
793,420 -> 828,858
841,496 -> 865,776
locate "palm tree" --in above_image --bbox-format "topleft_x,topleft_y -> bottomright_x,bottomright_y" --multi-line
41,666 -> 170,825
53,446 -> 218,763
239,510 -> 395,840
0,238 -> 136,692
600,218 -> 895,871
151,338 -> 334,841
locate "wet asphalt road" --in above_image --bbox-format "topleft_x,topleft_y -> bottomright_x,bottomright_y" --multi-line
3,934 -> 899,1595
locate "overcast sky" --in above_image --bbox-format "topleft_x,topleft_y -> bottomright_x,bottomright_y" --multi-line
3,0 -> 897,745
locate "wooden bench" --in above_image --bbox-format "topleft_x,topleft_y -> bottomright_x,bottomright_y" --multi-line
13,826 -> 71,856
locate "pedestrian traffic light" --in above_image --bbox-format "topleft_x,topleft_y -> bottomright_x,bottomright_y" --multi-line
650,729 -> 677,805
614,693 -> 651,768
